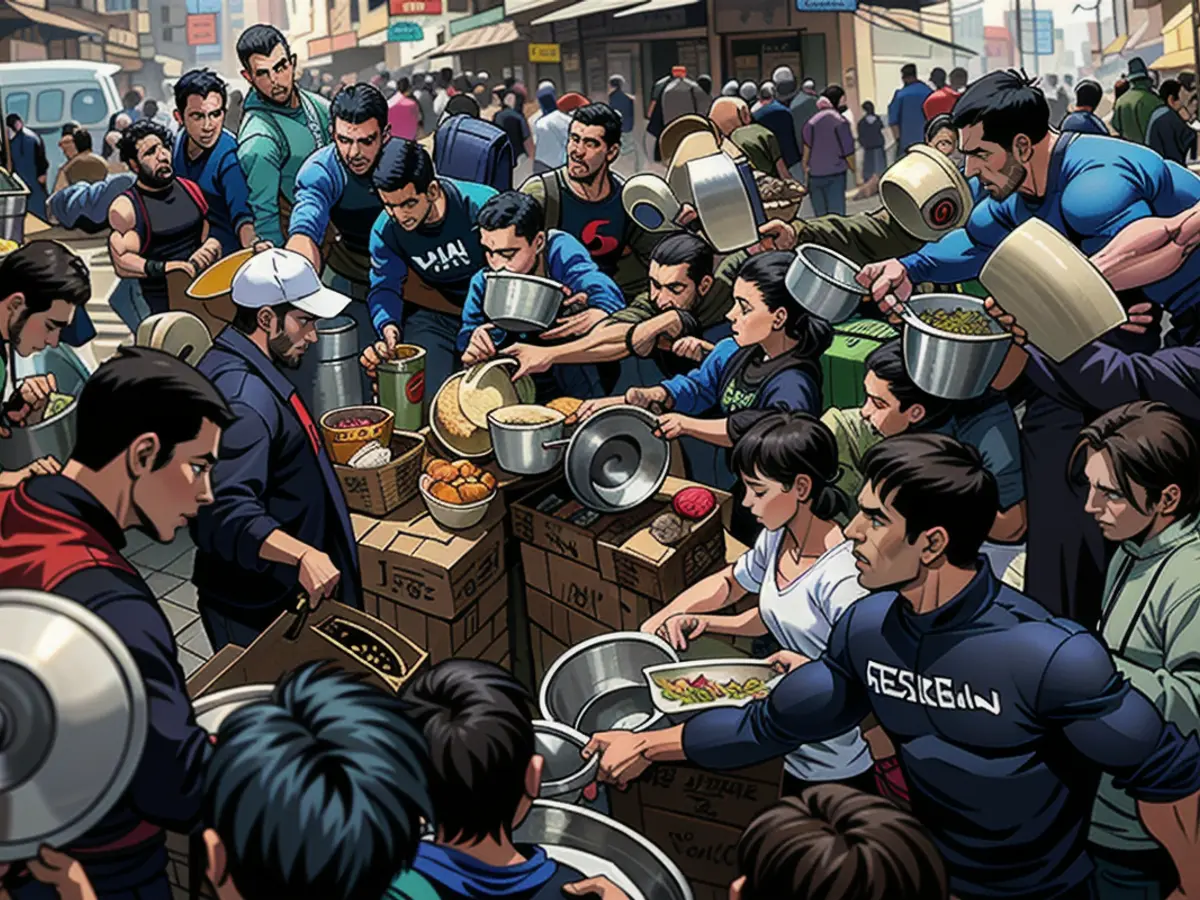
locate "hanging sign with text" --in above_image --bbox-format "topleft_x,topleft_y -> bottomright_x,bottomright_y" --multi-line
388,19 -> 426,41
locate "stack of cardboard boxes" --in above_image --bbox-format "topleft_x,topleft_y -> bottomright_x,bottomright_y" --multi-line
513,477 -> 733,682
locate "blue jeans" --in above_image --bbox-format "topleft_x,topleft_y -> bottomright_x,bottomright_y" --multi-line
862,146 -> 887,181
808,171 -> 848,216
403,306 -> 462,424
111,278 -> 151,335
1091,846 -> 1176,900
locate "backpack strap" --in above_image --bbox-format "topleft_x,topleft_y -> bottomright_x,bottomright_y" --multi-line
176,177 -> 209,217
539,170 -> 562,230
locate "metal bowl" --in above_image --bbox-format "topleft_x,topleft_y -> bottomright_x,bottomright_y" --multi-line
535,720 -> 599,804
564,406 -> 670,513
484,271 -> 565,333
489,405 -> 567,475
539,632 -> 678,735
0,394 -> 78,472
900,294 -> 1012,400
514,800 -> 692,900
785,244 -> 866,325
192,684 -> 274,734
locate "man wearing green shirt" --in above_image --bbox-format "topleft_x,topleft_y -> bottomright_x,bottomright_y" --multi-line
1074,402 -> 1200,900
235,24 -> 331,248
709,96 -> 792,180
1112,57 -> 1164,145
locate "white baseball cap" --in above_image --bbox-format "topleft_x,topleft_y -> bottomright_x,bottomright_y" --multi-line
230,248 -> 352,320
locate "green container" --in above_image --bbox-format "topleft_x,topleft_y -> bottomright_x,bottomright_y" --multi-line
820,318 -> 898,413
377,345 -> 427,432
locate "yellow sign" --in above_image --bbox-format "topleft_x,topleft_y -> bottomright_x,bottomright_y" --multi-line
528,43 -> 562,64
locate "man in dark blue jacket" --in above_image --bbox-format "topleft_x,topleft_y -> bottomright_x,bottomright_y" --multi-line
190,247 -> 361,651
0,346 -> 230,900
585,433 -> 1200,900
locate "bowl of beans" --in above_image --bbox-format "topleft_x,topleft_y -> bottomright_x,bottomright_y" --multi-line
899,294 -> 1012,400
319,405 -> 395,464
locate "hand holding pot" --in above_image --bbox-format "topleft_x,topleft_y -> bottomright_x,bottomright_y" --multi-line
563,876 -> 632,899
856,259 -> 913,319
462,325 -> 497,366
542,307 -> 606,342
504,342 -> 555,380
360,324 -> 403,386
625,385 -> 671,414
27,846 -> 98,900
582,731 -> 654,790
752,219 -> 799,254
567,395 -> 624,425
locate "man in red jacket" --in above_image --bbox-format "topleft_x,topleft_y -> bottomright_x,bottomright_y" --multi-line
923,67 -> 968,121
0,346 -> 234,900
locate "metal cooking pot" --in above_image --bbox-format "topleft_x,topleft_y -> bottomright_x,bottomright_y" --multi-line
0,590 -> 147,862
514,800 -> 692,900
539,632 -> 678,735
785,244 -> 867,324
681,152 -> 761,253
311,316 -> 363,417
192,684 -> 275,734
900,294 -> 1012,400
562,406 -> 670,513
535,720 -> 599,804
483,271 -> 565,333
488,405 -> 567,475
0,395 -> 78,471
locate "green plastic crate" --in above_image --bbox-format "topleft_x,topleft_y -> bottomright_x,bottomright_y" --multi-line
821,318 -> 898,412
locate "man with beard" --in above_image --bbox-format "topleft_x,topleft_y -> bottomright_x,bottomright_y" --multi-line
172,68 -> 263,256
857,69 -> 1200,625
191,249 -> 361,650
107,119 -> 222,316
520,104 -> 664,299
0,346 -> 232,900
235,25 -> 331,249
286,83 -> 391,405
582,433 -> 1200,900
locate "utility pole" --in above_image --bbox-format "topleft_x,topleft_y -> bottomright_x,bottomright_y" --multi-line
1031,0 -> 1040,74
1015,0 -> 1023,70
1192,0 -> 1199,85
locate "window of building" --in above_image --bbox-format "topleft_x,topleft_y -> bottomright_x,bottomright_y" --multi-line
71,88 -> 107,124
36,89 -> 64,124
448,0 -> 468,11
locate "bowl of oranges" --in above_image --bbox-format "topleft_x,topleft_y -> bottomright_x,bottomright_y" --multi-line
419,457 -> 499,530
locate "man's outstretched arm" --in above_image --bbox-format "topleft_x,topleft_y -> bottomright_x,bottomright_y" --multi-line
1091,203 -> 1200,292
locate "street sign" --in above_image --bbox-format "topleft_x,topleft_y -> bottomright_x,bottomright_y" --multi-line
528,43 -> 561,63
186,13 -> 218,45
387,19 -> 425,41
1034,10 -> 1054,56
796,0 -> 857,11
390,0 -> 442,14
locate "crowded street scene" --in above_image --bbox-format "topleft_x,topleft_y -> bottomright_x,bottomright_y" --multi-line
3,0 -> 1200,894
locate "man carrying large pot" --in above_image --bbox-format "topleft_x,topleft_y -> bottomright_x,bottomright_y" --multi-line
189,248 -> 361,652
0,346 -> 229,900
0,242 -> 91,487
855,68 -> 1200,628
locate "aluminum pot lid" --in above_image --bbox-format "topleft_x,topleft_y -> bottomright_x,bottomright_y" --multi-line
0,589 -> 148,861
564,406 -> 670,513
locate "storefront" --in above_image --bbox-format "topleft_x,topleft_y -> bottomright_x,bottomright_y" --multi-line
1152,5 -> 1197,75
715,0 -> 835,88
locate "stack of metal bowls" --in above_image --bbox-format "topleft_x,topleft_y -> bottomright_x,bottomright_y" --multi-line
534,720 -> 599,804
539,633 -> 678,735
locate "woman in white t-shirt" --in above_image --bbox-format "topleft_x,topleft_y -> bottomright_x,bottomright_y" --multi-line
642,411 -> 895,798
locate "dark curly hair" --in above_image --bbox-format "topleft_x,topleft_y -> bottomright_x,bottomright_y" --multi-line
118,118 -> 173,165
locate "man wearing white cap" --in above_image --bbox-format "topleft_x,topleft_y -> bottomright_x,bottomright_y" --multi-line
189,248 -> 362,650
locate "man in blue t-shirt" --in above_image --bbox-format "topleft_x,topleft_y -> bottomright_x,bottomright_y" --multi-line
172,68 -> 261,255
887,63 -> 934,157
360,139 -> 496,414
458,191 -> 624,401
285,83 -> 392,407
583,433 -> 1200,900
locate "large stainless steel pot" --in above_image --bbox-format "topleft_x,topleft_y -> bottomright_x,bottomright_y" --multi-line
311,316 -> 363,416
900,294 -> 1012,400
563,406 -> 670,513
0,590 -> 147,861
192,684 -> 274,734
785,244 -> 866,325
539,632 -> 678,735
514,800 -> 692,900
488,404 -> 567,475
0,169 -> 30,244
0,394 -> 78,471
483,271 -> 564,333
535,720 -> 599,804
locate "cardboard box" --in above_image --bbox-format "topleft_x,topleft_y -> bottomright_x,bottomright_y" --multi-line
643,808 -> 748,888
369,572 -> 508,664
521,544 -> 624,631
334,432 -> 424,516
530,622 -> 570,684
637,759 -> 782,827
357,497 -> 508,621
512,478 -> 731,606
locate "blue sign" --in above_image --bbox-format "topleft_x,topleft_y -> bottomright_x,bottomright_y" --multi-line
796,0 -> 857,10
186,0 -> 222,13
1034,10 -> 1054,55
388,19 -> 425,41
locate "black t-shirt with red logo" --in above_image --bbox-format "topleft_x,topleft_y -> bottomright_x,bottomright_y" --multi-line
556,171 -> 628,276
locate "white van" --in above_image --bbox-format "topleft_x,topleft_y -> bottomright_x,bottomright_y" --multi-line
0,61 -> 122,186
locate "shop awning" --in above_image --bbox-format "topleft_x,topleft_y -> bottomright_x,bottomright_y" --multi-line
1103,33 -> 1129,55
0,0 -> 103,36
532,0 -> 642,25
358,28 -> 389,46
413,20 -> 520,59
154,53 -> 182,77
614,0 -> 692,16
1152,48 -> 1195,69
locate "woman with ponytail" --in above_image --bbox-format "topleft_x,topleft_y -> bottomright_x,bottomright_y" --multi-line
641,411 -> 898,799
